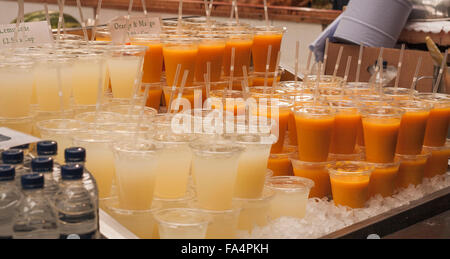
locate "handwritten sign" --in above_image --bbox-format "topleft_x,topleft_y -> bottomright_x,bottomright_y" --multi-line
0,21 -> 53,48
0,127 -> 41,150
108,15 -> 162,44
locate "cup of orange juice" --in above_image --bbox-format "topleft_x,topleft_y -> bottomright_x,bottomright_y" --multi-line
328,161 -> 373,208
267,146 -> 297,176
304,75 -> 344,89
252,67 -> 284,87
163,85 -> 203,112
328,152 -> 364,161
394,100 -> 432,155
367,162 -> 400,197
162,38 -> 199,87
294,106 -> 336,162
416,93 -> 450,147
291,158 -> 335,198
95,26 -> 112,41
251,26 -> 286,73
395,152 -> 431,189
222,31 -> 253,77
141,83 -> 163,111
423,139 -> 450,178
328,100 -> 361,155
209,89 -> 246,116
130,34 -> 164,84
194,34 -> 227,83
360,106 -> 404,163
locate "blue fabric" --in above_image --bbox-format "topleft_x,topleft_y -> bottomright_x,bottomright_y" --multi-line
308,13 -> 343,62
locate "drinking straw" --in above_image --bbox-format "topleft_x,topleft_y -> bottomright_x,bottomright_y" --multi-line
242,65 -> 250,98
76,0 -> 89,42
168,64 -> 182,112
56,65 -> 65,114
56,0 -> 64,42
355,43 -> 364,83
323,38 -> 329,75
234,0 -> 239,24
394,44 -> 405,89
95,59 -> 105,119
294,40 -> 300,84
206,0 -> 214,26
91,0 -> 103,41
342,56 -> 352,99
133,82 -> 151,147
141,0 -> 148,17
271,50 -> 281,94
433,49 -> 448,95
378,48 -> 384,94
177,70 -> 189,100
410,57 -> 422,93
306,50 -> 312,74
228,47 -> 236,92
313,63 -> 322,106
128,0 -> 134,16
61,0 -> 67,35
264,45 -> 272,89
204,61 -> 211,99
332,46 -> 344,80
44,2 -> 53,39
177,0 -> 183,33
13,0 -> 24,45
204,0 -> 209,17
263,0 -> 270,29
230,0 -> 235,20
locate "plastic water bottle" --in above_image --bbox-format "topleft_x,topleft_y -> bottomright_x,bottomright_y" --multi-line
64,147 -> 98,201
31,157 -> 59,199
11,144 -> 32,169
1,149 -> 28,186
36,140 -> 61,181
0,165 -> 23,239
54,164 -> 98,239
13,174 -> 59,239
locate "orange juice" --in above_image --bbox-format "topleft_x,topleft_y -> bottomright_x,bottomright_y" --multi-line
287,109 -> 297,145
368,162 -> 400,197
195,36 -> 226,82
209,90 -> 246,116
360,106 -> 403,163
396,152 -> 430,189
329,103 -> 360,154
163,85 -> 202,112
291,159 -> 333,198
328,161 -> 373,208
163,38 -> 199,87
294,106 -> 335,162
423,142 -> 450,178
252,27 -> 285,73
130,35 -> 164,83
252,70 -> 282,87
142,83 -> 163,110
418,93 -> 450,147
267,147 -> 296,176
223,32 -> 253,77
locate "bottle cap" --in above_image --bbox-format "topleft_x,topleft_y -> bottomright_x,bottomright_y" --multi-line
1,149 -> 24,164
61,164 -> 84,180
64,147 -> 86,163
31,157 -> 54,173
37,140 -> 58,156
21,174 -> 44,190
0,164 -> 15,181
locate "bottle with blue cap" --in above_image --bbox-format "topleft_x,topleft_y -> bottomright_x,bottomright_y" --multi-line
0,165 -> 23,239
1,149 -> 28,186
12,174 -> 59,239
54,164 -> 98,239
11,144 -> 32,168
31,157 -> 60,198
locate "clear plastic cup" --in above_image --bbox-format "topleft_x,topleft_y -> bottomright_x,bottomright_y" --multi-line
113,139 -> 163,210
383,87 -> 417,101
209,89 -> 247,116
416,93 -> 450,147
423,140 -> 450,178
195,34 -> 227,82
142,83 -> 163,111
130,34 -> 164,84
344,82 -> 375,96
266,176 -> 314,219
154,208 -> 210,239
36,119 -> 84,163
251,26 -> 286,73
162,37 -> 199,87
268,146 -> 297,177
223,31 -> 254,77
75,111 -> 122,131
304,75 -> 344,89
328,161 -> 373,208
234,188 -> 275,232
367,162 -> 400,197
163,85 -> 203,112
103,104 -> 157,123
328,100 -> 361,155
189,138 -> 245,210
395,152 -> 431,189
0,115 -> 35,135
251,68 -> 284,87
290,159 -> 334,198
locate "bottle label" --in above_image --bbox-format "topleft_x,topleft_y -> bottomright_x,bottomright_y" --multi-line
0,127 -> 41,150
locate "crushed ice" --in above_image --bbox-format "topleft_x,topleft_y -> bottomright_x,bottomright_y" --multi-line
237,173 -> 450,239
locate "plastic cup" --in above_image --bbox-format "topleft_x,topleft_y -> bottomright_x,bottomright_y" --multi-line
103,104 -> 157,123
344,82 -> 375,96
112,140 -> 163,210
304,75 -> 344,89
107,45 -> 147,99
189,204 -> 241,239
195,35 -> 227,82
154,208 -> 210,239
72,131 -> 116,199
329,100 -> 361,154
163,85 -> 203,111
417,93 -> 450,147
152,133 -> 194,199
36,119 -> 84,162
267,146 -> 297,176
130,34 -> 164,84
162,38 -> 199,87
383,87 -> 417,101
395,152 -> 431,189
209,89 -> 246,116
360,106 -> 404,163
75,111 -> 122,131
266,176 -> 313,219
367,162 -> 400,197
95,27 -> 112,41
221,75 -> 256,91
234,188 -> 275,232
290,159 -> 334,198
251,26 -> 286,73
223,31 -> 254,77
252,68 -> 284,87
329,152 -> 364,161
190,138 -> 245,211
423,140 -> 450,178
104,197 -> 159,239
294,106 -> 336,162
0,58 -> 35,118
395,100 -> 431,155
0,115 -> 35,135
142,83 -> 163,110
328,161 -> 373,208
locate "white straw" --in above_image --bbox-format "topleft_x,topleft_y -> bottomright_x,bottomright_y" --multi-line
177,0 -> 183,33
433,49 -> 448,94
56,0 -> 63,42
91,0 -> 103,41
332,46 -> 344,79
76,0 -> 89,42
313,63 -> 322,106
294,40 -> 300,84
141,0 -> 148,16
230,0 -> 235,20
263,0 -> 269,29
343,56 -> 352,85
13,0 -> 24,45
394,44 -> 405,89
168,64 -> 182,112
306,50 -> 312,77
205,61 -> 211,99
323,38 -> 330,75
44,2 -> 53,39
228,47 -> 235,91
177,70 -> 189,99
242,65 -> 250,97
95,59 -> 105,116
234,0 -> 239,24
410,57 -> 422,91
271,50 -> 281,92
264,45 -> 272,88
355,43 -> 364,83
